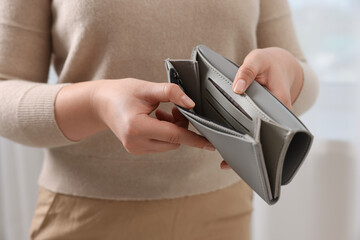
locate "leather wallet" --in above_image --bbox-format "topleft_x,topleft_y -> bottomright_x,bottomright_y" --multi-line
164,45 -> 313,205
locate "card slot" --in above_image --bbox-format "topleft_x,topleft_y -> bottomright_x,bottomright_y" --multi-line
205,90 -> 250,134
177,106 -> 249,139
204,98 -> 236,131
203,79 -> 254,136
196,50 -> 275,124
208,77 -> 252,120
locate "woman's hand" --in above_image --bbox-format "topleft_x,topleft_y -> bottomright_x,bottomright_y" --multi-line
221,47 -> 304,169
55,78 -> 215,155
233,47 -> 304,109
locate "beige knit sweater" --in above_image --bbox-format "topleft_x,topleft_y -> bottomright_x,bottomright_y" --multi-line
0,0 -> 318,200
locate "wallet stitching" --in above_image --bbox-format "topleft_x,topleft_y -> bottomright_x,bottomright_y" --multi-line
200,55 -> 271,121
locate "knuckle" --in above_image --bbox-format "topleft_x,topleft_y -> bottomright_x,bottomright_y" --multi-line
123,141 -> 145,155
167,132 -> 180,144
162,83 -> 178,98
255,75 -> 267,85
121,124 -> 141,152
240,65 -> 257,80
122,119 -> 139,138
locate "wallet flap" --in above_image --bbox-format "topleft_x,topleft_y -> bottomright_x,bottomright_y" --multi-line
259,119 -> 292,198
178,107 -> 274,204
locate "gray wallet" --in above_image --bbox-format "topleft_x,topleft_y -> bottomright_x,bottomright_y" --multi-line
164,45 -> 313,205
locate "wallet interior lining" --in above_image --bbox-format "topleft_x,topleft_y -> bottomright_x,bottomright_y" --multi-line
281,132 -> 312,185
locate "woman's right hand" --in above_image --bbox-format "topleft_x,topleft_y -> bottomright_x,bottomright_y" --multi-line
55,78 -> 215,154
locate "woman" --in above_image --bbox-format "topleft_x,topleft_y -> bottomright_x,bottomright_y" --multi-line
0,0 -> 318,239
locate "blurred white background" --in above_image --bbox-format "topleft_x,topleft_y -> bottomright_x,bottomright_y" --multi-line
1,0 -> 360,239
253,0 -> 360,240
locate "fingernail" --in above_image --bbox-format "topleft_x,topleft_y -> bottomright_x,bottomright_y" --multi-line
233,80 -> 246,94
181,95 -> 195,108
203,144 -> 216,151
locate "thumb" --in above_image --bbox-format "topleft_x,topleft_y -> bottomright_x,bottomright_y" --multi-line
233,50 -> 267,94
145,82 -> 195,109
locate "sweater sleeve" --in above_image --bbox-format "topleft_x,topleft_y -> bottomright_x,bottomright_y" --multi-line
256,0 -> 319,116
0,0 -> 76,147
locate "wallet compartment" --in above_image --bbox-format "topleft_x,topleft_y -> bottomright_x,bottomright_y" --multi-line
164,45 -> 314,205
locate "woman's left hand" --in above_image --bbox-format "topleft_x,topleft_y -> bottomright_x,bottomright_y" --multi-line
221,47 -> 304,170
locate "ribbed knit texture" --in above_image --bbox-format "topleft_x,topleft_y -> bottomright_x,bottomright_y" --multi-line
0,0 -> 318,200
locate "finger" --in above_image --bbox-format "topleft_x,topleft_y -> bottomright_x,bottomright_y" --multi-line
172,106 -> 189,129
144,82 -> 195,109
147,139 -> 180,153
155,107 -> 189,129
233,49 -> 268,94
142,116 -> 215,150
220,160 -> 232,170
155,109 -> 174,122
123,138 -> 180,155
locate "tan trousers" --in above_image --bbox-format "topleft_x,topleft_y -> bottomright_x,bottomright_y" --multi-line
30,181 -> 253,240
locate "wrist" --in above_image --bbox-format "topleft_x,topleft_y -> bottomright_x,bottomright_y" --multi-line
87,80 -> 109,128
55,81 -> 108,141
